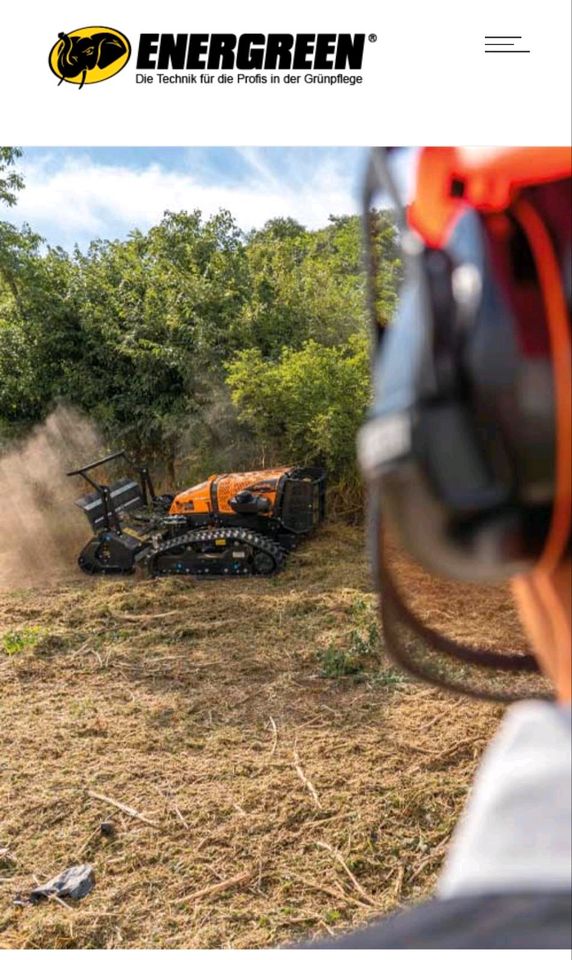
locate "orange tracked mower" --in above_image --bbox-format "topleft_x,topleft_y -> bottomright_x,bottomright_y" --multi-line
68,451 -> 325,577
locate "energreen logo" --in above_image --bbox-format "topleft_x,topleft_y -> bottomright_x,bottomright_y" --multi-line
49,26 -> 131,89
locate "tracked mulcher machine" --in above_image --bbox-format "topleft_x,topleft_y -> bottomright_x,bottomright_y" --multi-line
68,451 -> 325,577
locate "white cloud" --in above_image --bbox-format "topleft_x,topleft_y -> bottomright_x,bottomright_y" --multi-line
7,150 -> 361,250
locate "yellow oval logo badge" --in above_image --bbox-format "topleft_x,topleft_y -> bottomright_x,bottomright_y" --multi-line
49,26 -> 131,89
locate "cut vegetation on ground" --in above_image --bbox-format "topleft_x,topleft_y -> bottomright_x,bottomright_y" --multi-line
0,523 -> 516,948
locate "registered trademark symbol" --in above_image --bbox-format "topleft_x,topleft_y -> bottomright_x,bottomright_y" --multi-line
368,34 -> 377,42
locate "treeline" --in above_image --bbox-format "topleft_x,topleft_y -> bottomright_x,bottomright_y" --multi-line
0,148 -> 401,498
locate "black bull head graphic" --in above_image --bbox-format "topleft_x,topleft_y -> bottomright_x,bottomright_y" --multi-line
55,31 -> 128,88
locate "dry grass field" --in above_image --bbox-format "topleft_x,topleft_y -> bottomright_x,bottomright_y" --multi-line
0,523 -> 518,948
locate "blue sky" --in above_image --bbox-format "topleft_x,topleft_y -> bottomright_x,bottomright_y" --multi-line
5,147 -> 370,251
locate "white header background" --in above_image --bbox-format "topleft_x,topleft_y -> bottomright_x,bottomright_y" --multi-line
1,0 -> 571,145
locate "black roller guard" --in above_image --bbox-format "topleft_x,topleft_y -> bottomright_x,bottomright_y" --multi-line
78,531 -> 147,575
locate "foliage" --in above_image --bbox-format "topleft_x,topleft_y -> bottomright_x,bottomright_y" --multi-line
317,642 -> 363,678
2,625 -> 44,655
0,147 -> 24,207
317,596 -> 381,678
372,666 -> 408,689
64,210 -> 249,472
226,334 -> 371,483
0,150 -> 401,495
0,225 -> 80,427
315,593 -> 408,681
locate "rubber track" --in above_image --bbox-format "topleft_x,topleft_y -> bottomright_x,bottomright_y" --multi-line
146,527 -> 287,578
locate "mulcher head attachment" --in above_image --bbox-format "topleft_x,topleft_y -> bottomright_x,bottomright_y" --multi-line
68,450 -> 157,574
78,530 -> 148,575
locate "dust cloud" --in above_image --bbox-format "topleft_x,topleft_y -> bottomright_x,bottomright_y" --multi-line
0,406 -> 103,590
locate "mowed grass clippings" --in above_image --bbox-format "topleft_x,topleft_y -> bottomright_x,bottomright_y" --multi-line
0,523 -> 511,948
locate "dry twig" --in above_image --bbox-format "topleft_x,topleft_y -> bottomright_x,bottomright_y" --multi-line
75,823 -> 103,858
108,609 -> 180,622
316,841 -> 379,907
47,893 -> 73,911
268,716 -> 278,756
293,740 -> 322,809
152,785 -> 190,829
174,868 -> 255,905
290,873 -> 373,910
422,702 -> 461,733
87,790 -> 159,828
392,863 -> 405,899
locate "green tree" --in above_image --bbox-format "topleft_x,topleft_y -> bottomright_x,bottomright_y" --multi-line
226,334 -> 371,486
61,210 -> 249,476
0,225 -> 82,429
0,148 -> 401,497
234,212 -> 399,357
0,147 -> 23,207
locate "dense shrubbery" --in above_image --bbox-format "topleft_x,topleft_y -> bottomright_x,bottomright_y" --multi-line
226,335 -> 370,482
0,148 -> 401,498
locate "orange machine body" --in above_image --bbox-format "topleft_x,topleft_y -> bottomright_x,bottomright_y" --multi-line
169,467 -> 291,518
71,454 -> 325,576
